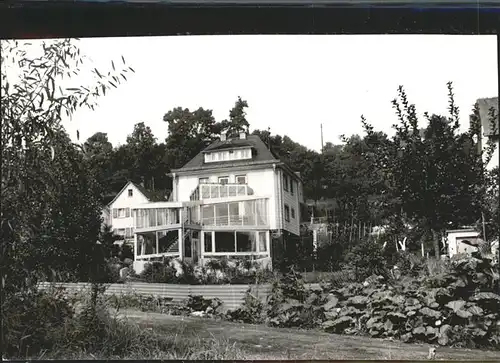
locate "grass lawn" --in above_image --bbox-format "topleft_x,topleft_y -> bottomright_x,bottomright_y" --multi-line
117,309 -> 500,360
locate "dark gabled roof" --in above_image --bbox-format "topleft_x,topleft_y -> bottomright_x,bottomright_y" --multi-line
175,134 -> 279,172
134,183 -> 168,202
107,181 -> 167,206
103,194 -> 116,205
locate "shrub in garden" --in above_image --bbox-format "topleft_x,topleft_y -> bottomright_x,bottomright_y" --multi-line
186,295 -> 223,316
138,256 -> 275,285
266,268 -> 325,329
225,289 -> 266,324
139,261 -> 177,283
345,238 -> 389,280
394,251 -> 425,278
2,287 -> 75,358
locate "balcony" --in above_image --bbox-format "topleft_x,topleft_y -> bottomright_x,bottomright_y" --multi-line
134,207 -> 181,230
187,198 -> 269,228
190,182 -> 254,201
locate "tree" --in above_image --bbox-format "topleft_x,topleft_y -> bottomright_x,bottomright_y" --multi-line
1,38 -> 132,294
222,96 -> 250,137
362,83 -> 490,258
99,224 -> 122,259
83,132 -> 114,195
125,122 -> 157,188
34,130 -> 106,282
164,107 -> 223,169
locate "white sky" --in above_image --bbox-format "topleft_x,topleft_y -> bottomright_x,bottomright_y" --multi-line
59,35 -> 497,151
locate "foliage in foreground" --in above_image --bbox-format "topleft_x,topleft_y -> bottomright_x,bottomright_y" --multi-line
2,286 -> 242,360
226,253 -> 500,349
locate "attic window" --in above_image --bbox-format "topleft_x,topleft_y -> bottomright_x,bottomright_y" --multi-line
204,148 -> 252,163
128,189 -> 133,197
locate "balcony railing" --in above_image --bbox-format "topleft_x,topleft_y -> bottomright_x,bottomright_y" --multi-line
187,198 -> 269,227
190,183 -> 254,201
134,208 -> 181,229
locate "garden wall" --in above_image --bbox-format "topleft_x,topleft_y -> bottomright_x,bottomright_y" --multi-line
38,282 -> 275,311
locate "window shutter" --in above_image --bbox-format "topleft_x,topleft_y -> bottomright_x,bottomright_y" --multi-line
113,209 -> 117,218
126,208 -> 130,218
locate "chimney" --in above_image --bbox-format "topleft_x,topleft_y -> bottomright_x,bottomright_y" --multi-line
239,131 -> 247,140
220,132 -> 227,141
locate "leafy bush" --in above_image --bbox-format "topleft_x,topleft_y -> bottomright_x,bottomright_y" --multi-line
2,287 -> 75,357
138,257 -> 274,285
140,261 -> 177,283
265,268 -> 324,329
394,251 -> 425,277
345,238 -> 389,280
186,295 -> 222,316
225,290 -> 266,324
318,253 -> 500,349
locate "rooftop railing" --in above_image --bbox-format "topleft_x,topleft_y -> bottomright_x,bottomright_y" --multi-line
190,182 -> 254,201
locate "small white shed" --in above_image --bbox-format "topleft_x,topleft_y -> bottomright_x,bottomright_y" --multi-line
444,228 -> 483,257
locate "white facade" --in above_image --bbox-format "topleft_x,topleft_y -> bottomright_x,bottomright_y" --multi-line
108,182 -> 150,243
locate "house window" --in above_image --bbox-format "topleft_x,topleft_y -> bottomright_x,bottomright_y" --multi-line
291,208 -> 296,219
284,205 -> 290,222
258,232 -> 267,252
125,227 -> 134,238
128,189 -> 133,197
236,175 -> 247,184
218,176 -> 229,185
290,180 -> 294,195
214,231 -> 235,252
113,208 -> 130,219
199,177 -> 209,184
204,231 -> 213,253
236,231 -> 257,252
283,174 -> 289,191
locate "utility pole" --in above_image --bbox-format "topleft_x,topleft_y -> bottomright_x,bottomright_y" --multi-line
320,123 -> 324,154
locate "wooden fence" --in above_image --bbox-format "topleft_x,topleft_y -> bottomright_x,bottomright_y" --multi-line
38,282 -> 274,311
38,282 -> 323,311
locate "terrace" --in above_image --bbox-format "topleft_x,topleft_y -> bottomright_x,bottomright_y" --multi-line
133,203 -> 183,232
190,182 -> 254,201
186,198 -> 269,229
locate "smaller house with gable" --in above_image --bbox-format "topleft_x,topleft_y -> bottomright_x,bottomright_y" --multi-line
106,181 -> 168,245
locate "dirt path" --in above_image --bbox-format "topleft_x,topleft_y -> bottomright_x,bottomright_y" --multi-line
117,309 -> 500,360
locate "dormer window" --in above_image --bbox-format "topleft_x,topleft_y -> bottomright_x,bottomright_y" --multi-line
204,147 -> 252,163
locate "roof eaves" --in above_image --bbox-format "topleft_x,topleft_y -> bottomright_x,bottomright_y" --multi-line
171,159 -> 279,174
